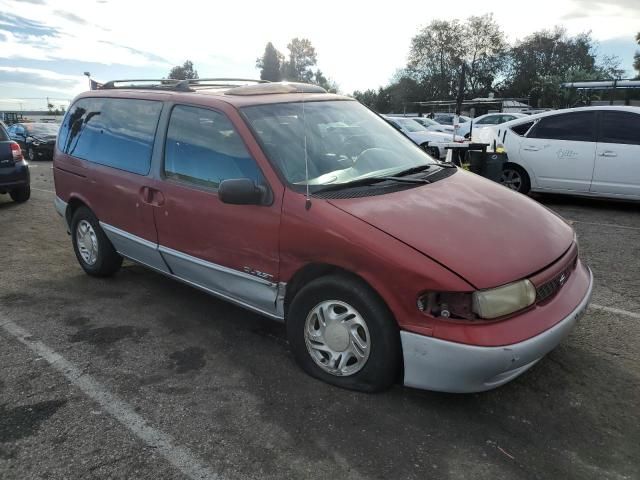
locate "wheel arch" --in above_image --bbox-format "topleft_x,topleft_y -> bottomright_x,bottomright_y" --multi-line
65,195 -> 92,228
283,263 -> 393,321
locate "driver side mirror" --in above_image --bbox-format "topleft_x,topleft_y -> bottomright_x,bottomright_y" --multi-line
218,178 -> 268,205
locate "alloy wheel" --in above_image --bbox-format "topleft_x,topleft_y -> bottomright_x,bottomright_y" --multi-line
501,168 -> 523,191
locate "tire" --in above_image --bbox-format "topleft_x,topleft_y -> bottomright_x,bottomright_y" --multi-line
500,163 -> 531,194
70,206 -> 122,277
9,185 -> 30,203
27,147 -> 35,161
287,274 -> 401,392
420,143 -> 440,159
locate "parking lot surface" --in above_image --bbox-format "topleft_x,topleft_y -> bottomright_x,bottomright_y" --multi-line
1,162 -> 639,480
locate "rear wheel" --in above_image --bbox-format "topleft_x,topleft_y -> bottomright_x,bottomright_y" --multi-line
9,185 -> 30,203
500,164 -> 530,194
421,143 -> 440,159
287,274 -> 400,392
71,207 -> 122,277
27,147 -> 35,161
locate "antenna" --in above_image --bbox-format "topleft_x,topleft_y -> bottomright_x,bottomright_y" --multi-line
302,88 -> 312,210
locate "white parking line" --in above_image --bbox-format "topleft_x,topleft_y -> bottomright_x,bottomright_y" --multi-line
569,220 -> 640,232
0,317 -> 220,480
590,304 -> 640,320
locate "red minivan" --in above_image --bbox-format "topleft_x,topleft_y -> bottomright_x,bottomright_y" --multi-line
53,79 -> 593,393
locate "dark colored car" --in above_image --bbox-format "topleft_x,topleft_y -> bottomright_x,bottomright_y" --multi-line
53,79 -> 592,393
0,122 -> 30,202
8,122 -> 59,161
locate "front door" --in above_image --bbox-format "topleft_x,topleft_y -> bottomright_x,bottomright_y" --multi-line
519,111 -> 597,192
591,110 -> 640,199
150,104 -> 282,317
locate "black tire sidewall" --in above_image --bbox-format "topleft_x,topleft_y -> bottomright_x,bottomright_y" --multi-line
71,207 -> 122,276
10,185 -> 30,203
287,274 -> 401,393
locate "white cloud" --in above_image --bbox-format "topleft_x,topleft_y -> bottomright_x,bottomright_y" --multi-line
0,0 -> 638,95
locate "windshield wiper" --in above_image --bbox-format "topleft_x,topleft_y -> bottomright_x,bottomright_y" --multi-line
313,175 -> 429,193
392,164 -> 433,177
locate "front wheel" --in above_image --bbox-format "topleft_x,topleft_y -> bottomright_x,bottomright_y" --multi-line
420,143 -> 440,159
500,164 -> 530,194
287,274 -> 400,392
27,147 -> 35,161
71,207 -> 123,277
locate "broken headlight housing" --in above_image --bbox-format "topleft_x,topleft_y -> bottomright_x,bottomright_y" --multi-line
418,279 -> 536,321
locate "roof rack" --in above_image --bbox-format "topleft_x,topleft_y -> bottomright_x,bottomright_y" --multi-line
100,78 -> 269,91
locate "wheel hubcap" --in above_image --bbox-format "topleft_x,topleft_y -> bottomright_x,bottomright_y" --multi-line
28,149 -> 34,161
76,220 -> 98,265
304,300 -> 370,377
501,168 -> 522,191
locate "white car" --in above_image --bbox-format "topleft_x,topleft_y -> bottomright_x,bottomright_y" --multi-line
488,106 -> 640,200
383,116 -> 464,159
464,112 -> 528,140
411,116 -> 455,134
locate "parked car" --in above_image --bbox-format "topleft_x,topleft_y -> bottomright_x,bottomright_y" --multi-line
485,106 -> 640,200
458,112 -> 528,139
410,116 -> 455,133
0,122 -> 30,202
8,122 -> 59,161
383,116 -> 464,158
53,79 -> 593,393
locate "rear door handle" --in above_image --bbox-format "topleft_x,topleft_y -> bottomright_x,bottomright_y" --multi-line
598,151 -> 617,157
523,146 -> 541,152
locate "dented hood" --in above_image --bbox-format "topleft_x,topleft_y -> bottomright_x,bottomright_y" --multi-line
328,169 -> 574,289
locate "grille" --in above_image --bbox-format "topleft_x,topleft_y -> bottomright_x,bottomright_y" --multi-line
536,260 -> 576,303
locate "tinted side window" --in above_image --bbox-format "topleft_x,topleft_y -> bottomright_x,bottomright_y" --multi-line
164,105 -> 262,189
528,112 -> 595,142
600,111 -> 640,145
58,97 -> 161,175
0,125 -> 8,141
511,121 -> 534,136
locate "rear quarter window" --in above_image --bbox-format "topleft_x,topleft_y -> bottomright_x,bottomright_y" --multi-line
57,97 -> 162,175
510,121 -> 535,136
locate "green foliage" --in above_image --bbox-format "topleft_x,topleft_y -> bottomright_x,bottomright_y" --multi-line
256,42 -> 283,81
634,32 -> 640,78
167,60 -> 199,80
256,39 -> 339,92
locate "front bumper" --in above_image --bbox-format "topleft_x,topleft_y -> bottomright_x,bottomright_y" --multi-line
401,267 -> 593,393
0,161 -> 30,192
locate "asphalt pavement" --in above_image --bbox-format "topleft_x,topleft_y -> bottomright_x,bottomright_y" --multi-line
1,162 -> 638,480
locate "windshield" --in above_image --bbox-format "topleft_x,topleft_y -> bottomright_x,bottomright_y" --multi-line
26,123 -> 60,136
395,118 -> 426,132
242,100 -> 437,187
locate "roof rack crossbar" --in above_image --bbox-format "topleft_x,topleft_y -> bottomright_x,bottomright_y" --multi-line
101,78 -> 270,91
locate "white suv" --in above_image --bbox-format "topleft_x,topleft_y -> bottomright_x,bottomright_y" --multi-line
490,106 -> 640,201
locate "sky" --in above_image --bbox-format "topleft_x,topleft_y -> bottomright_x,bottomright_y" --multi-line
0,0 -> 638,110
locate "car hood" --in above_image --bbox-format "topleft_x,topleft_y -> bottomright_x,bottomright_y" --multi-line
30,134 -> 57,143
328,169 -> 574,289
409,131 -> 464,143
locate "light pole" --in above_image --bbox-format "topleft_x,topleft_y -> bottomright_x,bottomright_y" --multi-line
84,72 -> 91,90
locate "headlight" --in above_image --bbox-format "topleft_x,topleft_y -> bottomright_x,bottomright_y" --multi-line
472,279 -> 536,319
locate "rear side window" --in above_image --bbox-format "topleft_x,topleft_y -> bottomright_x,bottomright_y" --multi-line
528,112 -> 596,142
58,97 -> 162,175
510,121 -> 535,136
600,111 -> 640,145
164,105 -> 262,189
0,124 -> 8,141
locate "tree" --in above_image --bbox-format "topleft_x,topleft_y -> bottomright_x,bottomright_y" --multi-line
256,42 -> 283,81
313,69 -> 339,93
282,38 -> 317,82
634,32 -> 640,78
167,60 -> 199,80
463,14 -> 508,97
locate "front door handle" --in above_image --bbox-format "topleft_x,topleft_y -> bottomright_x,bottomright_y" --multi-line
598,151 -> 617,157
523,146 -> 541,152
139,186 -> 165,206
